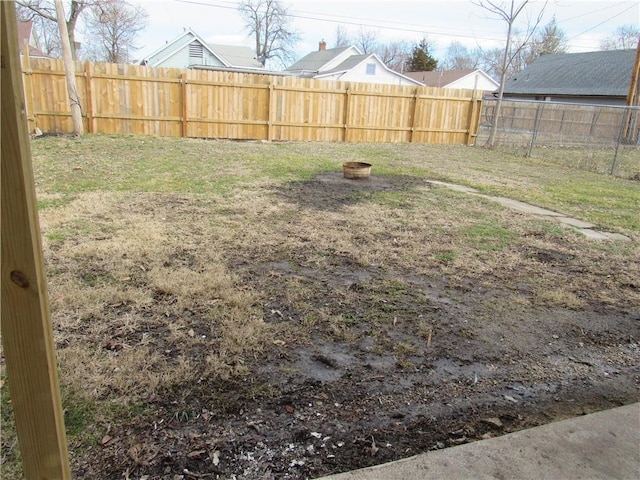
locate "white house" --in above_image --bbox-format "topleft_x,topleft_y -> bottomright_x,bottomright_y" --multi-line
405,69 -> 499,91
286,41 -> 422,86
140,28 -> 265,72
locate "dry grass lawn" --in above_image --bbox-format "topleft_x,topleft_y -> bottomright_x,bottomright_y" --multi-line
1,135 -> 638,479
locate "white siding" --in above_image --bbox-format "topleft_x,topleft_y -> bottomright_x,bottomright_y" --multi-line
337,59 -> 417,86
147,42 -> 226,69
152,48 -> 190,68
446,71 -> 499,91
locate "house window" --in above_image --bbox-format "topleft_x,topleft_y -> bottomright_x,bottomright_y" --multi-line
189,43 -> 203,60
366,63 -> 376,75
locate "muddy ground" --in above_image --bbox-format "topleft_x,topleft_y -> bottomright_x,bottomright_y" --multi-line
36,172 -> 640,479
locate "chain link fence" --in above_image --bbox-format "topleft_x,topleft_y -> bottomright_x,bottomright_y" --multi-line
476,98 -> 640,179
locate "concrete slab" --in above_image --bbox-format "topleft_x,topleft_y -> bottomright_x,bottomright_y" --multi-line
600,231 -> 632,241
426,179 -> 634,242
486,196 -> 563,216
319,403 -> 640,480
557,216 -> 596,229
427,180 -> 479,194
577,229 -> 615,240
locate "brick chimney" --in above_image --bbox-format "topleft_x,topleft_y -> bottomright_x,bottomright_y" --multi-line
319,39 -> 326,51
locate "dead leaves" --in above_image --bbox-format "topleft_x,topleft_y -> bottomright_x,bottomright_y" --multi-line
128,442 -> 160,466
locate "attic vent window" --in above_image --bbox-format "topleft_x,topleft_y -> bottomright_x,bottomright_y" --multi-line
366,63 -> 376,75
189,43 -> 203,58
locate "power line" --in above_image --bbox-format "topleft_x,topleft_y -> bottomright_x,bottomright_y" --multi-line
566,3 -> 637,41
172,0 -> 635,50
558,0 -> 631,23
174,0 -> 506,42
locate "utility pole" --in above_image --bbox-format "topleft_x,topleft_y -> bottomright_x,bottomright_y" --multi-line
55,0 -> 83,135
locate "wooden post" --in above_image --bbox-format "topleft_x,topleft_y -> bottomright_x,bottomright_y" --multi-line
1,3 -> 72,479
21,42 -> 35,134
84,61 -> 94,133
409,88 -> 419,143
467,90 -> 480,146
267,81 -> 274,141
622,40 -> 640,142
626,39 -> 640,107
181,72 -> 188,137
343,86 -> 351,142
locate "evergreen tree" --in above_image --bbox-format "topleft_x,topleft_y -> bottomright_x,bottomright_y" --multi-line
534,16 -> 567,56
407,38 -> 438,71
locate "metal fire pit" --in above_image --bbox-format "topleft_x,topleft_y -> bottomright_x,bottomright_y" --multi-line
343,162 -> 372,180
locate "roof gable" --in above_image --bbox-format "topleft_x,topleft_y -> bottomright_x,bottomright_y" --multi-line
17,20 -> 33,46
503,49 -> 635,97
318,54 -> 371,75
17,20 -> 50,57
286,46 -> 361,74
315,53 -> 422,85
405,69 -> 473,87
142,28 -> 262,69
404,69 -> 499,90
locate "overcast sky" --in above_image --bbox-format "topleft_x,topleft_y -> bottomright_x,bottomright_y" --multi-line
131,0 -> 640,63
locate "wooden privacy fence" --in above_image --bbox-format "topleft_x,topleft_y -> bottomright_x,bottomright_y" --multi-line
21,57 -> 482,144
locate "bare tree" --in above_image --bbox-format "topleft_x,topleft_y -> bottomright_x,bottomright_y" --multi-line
378,39 -> 412,72
334,24 -> 350,48
477,47 -> 503,79
332,26 -> 411,72
443,41 -> 480,70
353,27 -> 379,54
238,0 -> 299,67
82,0 -> 147,63
16,3 -> 62,57
600,25 -> 640,50
17,0 -> 89,59
473,0 -> 547,147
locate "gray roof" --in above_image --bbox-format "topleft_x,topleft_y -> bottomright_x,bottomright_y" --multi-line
209,44 -> 262,69
319,54 -> 370,75
405,69 -> 476,87
503,49 -> 635,97
285,47 -> 352,73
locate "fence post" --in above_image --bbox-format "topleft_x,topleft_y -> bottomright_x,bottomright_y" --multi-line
84,62 -> 94,134
589,108 -> 600,137
343,86 -> 351,142
467,90 -> 480,146
527,103 -> 543,157
611,107 -> 629,175
267,81 -> 274,141
409,88 -> 419,143
1,3 -> 72,478
181,73 -> 188,138
21,43 -> 37,134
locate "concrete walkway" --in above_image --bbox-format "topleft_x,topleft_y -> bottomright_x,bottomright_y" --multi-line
319,402 -> 640,480
427,180 -> 631,241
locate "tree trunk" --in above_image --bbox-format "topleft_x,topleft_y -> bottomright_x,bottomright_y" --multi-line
487,9 -> 515,148
55,0 -> 83,135
67,19 -> 77,60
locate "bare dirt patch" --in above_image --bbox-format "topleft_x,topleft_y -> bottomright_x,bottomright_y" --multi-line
3,166 -> 639,479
